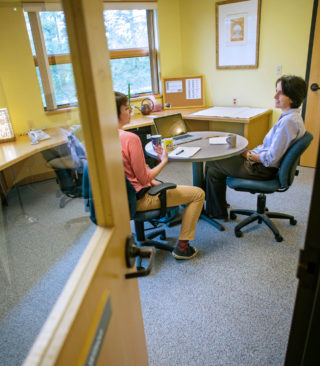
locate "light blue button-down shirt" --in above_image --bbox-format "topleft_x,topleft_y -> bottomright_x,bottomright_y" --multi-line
251,109 -> 306,168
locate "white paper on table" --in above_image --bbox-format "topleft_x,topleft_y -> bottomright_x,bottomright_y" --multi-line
189,106 -> 268,119
168,147 -> 201,158
209,137 -> 228,145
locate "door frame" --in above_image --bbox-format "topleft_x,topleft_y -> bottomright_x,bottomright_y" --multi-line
302,0 -> 318,120
285,2 -> 320,361
23,0 -> 148,365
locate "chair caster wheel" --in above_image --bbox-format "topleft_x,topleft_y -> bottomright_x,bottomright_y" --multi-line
290,218 -> 297,225
235,230 -> 243,238
160,233 -> 166,240
230,212 -> 237,220
275,235 -> 283,242
258,218 -> 262,224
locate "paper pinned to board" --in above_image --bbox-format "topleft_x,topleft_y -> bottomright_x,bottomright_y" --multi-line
209,137 -> 228,144
168,147 -> 201,158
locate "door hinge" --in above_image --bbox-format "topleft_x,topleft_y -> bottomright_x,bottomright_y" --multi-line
297,248 -> 320,289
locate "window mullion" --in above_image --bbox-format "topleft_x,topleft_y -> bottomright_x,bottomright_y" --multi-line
109,48 -> 149,59
28,12 -> 57,110
146,10 -> 159,94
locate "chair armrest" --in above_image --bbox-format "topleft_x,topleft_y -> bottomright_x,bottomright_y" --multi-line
148,182 -> 177,217
148,182 -> 177,196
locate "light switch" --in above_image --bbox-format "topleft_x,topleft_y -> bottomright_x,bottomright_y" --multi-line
276,65 -> 282,75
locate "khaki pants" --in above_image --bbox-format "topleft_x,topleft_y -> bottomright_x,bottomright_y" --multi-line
136,185 -> 205,241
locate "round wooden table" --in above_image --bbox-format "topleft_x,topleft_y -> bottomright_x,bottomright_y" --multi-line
145,131 -> 248,231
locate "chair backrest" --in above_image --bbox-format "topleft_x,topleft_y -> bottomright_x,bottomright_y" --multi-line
125,177 -> 137,219
43,133 -> 86,198
82,162 -> 96,224
82,161 -> 137,224
278,131 -> 313,188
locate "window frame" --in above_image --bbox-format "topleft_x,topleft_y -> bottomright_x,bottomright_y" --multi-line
23,2 -> 160,111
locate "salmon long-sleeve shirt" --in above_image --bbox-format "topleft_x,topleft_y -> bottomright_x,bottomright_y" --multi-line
118,129 -> 154,193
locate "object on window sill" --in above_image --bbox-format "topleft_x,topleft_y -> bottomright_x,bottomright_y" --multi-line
0,108 -> 15,143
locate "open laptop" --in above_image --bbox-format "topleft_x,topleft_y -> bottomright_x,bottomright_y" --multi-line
153,113 -> 202,145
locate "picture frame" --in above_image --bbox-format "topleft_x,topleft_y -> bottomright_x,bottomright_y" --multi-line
0,108 -> 15,143
216,0 -> 261,69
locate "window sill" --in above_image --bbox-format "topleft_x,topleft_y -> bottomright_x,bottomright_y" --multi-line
44,94 -> 163,114
130,93 -> 162,102
45,105 -> 78,115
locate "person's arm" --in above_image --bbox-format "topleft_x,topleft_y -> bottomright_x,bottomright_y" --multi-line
126,135 -> 168,186
242,149 -> 262,163
258,118 -> 300,167
149,145 -> 168,179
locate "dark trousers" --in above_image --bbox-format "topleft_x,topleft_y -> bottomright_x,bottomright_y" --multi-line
205,155 -> 278,218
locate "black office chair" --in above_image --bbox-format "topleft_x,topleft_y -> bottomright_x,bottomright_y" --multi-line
42,134 -> 86,208
83,162 -> 177,254
226,131 -> 313,242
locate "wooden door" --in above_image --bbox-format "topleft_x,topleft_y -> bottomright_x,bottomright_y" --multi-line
301,1 -> 320,167
285,136 -> 320,365
23,1 -> 149,365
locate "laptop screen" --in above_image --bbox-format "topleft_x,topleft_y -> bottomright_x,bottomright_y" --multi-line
153,113 -> 188,138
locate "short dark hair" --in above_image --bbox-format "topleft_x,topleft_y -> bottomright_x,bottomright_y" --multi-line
276,75 -> 307,108
114,91 -> 128,117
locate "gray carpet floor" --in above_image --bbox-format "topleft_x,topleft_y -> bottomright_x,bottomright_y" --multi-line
138,162 -> 314,366
0,163 -> 315,366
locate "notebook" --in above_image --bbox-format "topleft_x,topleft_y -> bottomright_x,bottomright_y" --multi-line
153,113 -> 202,145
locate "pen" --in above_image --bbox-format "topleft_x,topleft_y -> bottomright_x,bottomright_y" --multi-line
176,149 -> 184,155
207,135 -> 219,139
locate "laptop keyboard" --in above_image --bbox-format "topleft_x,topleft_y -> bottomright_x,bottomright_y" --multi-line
173,133 -> 192,140
173,135 -> 202,145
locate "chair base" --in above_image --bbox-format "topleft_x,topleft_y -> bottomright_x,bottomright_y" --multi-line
230,208 -> 297,242
136,226 -> 174,251
134,225 -> 174,269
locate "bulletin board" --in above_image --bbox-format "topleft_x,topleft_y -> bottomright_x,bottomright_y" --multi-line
162,75 -> 205,109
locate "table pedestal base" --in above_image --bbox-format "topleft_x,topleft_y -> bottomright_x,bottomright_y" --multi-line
200,212 -> 225,231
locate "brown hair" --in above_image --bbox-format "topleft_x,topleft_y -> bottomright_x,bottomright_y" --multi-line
276,75 -> 307,109
114,91 -> 128,117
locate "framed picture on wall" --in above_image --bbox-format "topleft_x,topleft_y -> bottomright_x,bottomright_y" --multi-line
0,108 -> 15,143
216,0 -> 261,69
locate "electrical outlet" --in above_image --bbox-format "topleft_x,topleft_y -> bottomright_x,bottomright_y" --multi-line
276,65 -> 282,75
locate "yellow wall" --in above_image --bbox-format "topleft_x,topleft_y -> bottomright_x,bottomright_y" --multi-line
176,0 -> 314,124
157,0 -> 183,78
0,0 -> 315,135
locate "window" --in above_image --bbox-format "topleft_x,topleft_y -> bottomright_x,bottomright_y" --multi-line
24,3 -> 159,110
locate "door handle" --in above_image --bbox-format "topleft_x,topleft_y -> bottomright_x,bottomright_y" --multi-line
310,83 -> 320,91
125,236 -> 156,279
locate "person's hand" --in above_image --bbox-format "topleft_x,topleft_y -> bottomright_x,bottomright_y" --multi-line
151,179 -> 161,186
242,150 -> 250,160
160,146 -> 168,163
155,145 -> 168,163
154,144 -> 162,158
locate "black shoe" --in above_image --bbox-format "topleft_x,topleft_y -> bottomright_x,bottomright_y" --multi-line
172,245 -> 198,260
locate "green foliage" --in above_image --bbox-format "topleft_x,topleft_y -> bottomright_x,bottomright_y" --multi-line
104,10 -> 148,49
24,9 -> 153,107
111,57 -> 152,95
40,12 -> 69,55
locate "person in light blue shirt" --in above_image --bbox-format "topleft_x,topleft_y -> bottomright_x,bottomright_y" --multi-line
205,75 -> 307,219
